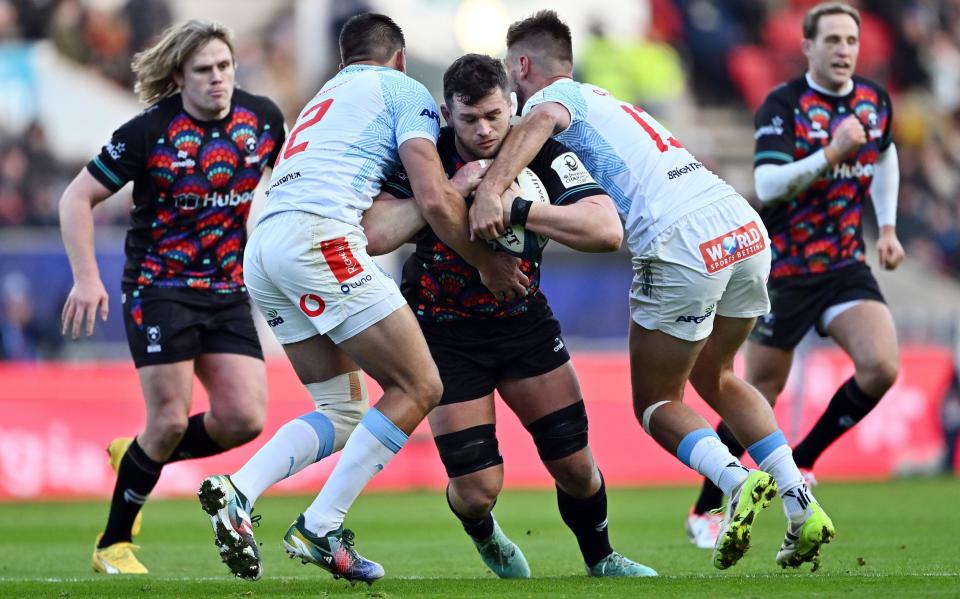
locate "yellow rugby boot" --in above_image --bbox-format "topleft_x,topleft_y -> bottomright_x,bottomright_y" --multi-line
92,534 -> 148,574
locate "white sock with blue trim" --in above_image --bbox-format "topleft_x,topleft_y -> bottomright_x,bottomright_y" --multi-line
749,430 -> 811,523
302,407 -> 407,535
678,428 -> 749,496
231,411 -> 336,508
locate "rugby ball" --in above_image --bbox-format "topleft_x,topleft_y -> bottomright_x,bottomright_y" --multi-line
492,167 -> 550,259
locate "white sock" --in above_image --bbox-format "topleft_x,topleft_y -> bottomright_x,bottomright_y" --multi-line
302,408 -> 407,535
231,412 -> 335,507
680,429 -> 750,496
758,445 -> 814,523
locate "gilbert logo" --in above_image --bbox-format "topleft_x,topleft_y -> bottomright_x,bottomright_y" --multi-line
320,237 -> 364,283
699,221 -> 766,274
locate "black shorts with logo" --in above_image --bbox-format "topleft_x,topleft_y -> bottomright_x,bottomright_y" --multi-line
749,262 -> 885,350
122,287 -> 263,368
420,308 -> 571,405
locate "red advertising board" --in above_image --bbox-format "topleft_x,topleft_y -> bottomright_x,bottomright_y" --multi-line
0,346 -> 954,500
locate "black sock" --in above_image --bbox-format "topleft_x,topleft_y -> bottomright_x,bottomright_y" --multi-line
793,377 -> 880,469
165,413 -> 225,464
99,439 -> 162,547
556,473 -> 613,568
447,487 -> 494,540
693,422 -> 746,514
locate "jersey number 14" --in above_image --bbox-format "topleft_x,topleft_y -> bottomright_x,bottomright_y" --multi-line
621,104 -> 682,153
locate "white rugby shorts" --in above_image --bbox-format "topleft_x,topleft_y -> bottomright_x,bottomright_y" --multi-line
244,211 -> 406,345
628,194 -> 771,342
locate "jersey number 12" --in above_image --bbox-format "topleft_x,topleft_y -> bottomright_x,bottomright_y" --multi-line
276,98 -> 334,165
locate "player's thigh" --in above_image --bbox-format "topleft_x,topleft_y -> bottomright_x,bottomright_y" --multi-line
137,360 -> 195,423
689,314 -> 758,396
825,300 -> 899,374
428,395 -> 497,436
337,305 -> 440,397
498,361 -> 582,426
628,320 -> 705,410
194,352 -> 267,424
744,341 -> 794,402
282,334 -> 359,385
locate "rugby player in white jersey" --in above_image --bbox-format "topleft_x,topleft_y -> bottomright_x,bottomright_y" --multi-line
471,10 -> 835,571
197,13 -> 527,584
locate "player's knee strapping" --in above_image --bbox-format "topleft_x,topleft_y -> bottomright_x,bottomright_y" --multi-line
434,424 -> 503,478
526,401 -> 589,461
304,370 -> 370,453
641,400 -> 672,435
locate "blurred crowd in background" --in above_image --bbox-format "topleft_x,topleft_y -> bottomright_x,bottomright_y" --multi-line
1,0 -> 960,363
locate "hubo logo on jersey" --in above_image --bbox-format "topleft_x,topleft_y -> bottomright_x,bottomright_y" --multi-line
551,152 -> 593,188
146,325 -> 162,353
320,237 -> 365,283
265,308 -> 284,328
754,115 -> 784,139
832,161 -> 875,180
420,108 -> 440,125
175,189 -> 256,210
340,274 -> 373,294
699,221 -> 766,274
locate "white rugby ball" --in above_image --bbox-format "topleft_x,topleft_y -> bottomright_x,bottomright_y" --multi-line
492,167 -> 550,259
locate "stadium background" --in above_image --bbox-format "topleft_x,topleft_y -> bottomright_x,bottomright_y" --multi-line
0,0 -> 958,504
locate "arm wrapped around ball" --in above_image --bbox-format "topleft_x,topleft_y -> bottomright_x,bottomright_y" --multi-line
502,191 -> 622,253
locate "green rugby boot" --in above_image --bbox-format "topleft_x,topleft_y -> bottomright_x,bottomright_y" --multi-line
712,470 -> 778,569
472,519 -> 530,578
587,552 -> 658,577
776,501 -> 836,572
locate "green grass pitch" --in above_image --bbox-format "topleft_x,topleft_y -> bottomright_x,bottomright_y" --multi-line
1,479 -> 957,597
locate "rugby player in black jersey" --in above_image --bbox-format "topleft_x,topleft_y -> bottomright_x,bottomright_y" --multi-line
361,53 -> 655,578
58,20 -> 285,573
687,2 -> 903,551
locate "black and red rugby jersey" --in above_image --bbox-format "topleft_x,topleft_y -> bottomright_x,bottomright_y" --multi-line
87,89 -> 285,293
753,75 -> 893,279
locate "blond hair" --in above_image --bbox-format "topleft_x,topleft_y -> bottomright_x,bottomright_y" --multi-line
131,20 -> 235,105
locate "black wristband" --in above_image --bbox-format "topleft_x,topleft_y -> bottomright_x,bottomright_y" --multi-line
510,197 -> 533,227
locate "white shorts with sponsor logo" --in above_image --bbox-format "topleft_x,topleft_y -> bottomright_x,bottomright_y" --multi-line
629,194 -> 771,342
243,211 -> 406,345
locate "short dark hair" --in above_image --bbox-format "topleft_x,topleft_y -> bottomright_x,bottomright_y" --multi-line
339,12 -> 405,65
803,2 -> 860,40
506,10 -> 573,64
443,54 -> 508,107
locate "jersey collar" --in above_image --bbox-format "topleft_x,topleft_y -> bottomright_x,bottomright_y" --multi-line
805,72 -> 854,97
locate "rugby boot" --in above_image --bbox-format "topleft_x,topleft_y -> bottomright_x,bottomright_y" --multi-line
587,551 -> 658,577
283,515 -> 384,584
198,475 -> 262,580
106,437 -> 142,537
92,533 -> 148,574
776,501 -> 836,572
712,470 -> 778,569
471,519 -> 530,578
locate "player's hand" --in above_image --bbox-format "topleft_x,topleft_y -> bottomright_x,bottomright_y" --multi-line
478,252 -> 529,302
499,182 -> 522,222
61,277 -> 109,339
470,186 -> 507,241
827,116 -> 867,161
877,226 -> 904,270
450,159 -> 490,198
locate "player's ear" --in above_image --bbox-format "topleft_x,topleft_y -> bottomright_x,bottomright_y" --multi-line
801,38 -> 813,59
440,103 -> 451,124
395,48 -> 406,73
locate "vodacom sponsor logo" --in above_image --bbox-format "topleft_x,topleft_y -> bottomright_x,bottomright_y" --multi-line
299,293 -> 325,317
699,221 -> 766,274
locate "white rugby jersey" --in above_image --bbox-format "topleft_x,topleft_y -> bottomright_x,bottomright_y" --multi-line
260,65 -> 441,226
523,79 -> 738,251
